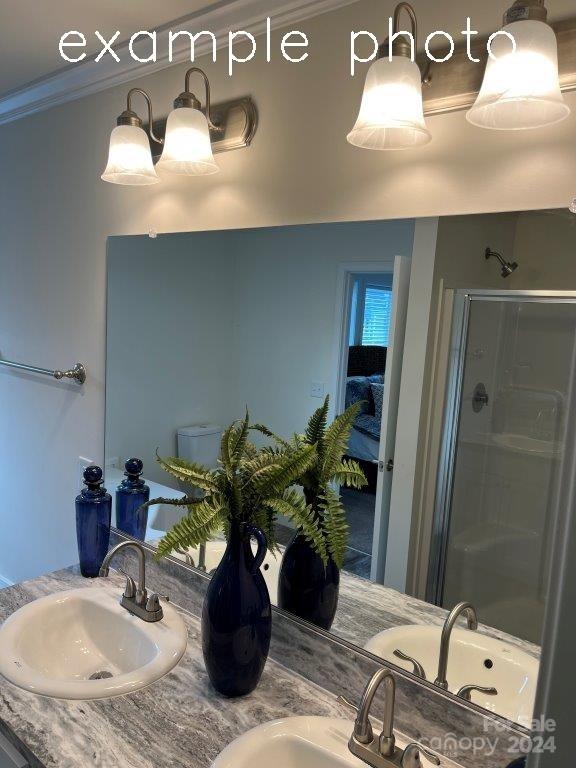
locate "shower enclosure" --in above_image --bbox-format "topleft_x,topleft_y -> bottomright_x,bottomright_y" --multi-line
428,291 -> 576,644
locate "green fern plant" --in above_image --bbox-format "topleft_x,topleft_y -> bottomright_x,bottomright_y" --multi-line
254,396 -> 367,568
143,412 -> 317,560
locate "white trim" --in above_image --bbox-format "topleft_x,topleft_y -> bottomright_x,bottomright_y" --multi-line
0,574 -> 14,589
384,217 -> 439,593
0,0 -> 360,126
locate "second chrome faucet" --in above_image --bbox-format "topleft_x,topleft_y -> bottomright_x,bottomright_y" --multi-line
343,668 -> 440,768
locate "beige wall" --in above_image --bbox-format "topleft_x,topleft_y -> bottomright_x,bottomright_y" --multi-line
1,0 -> 576,582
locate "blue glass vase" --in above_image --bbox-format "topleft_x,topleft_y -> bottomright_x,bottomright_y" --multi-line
278,531 -> 340,630
75,466 -> 112,578
202,521 -> 271,697
116,458 -> 150,540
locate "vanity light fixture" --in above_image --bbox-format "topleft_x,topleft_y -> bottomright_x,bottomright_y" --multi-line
467,0 -> 571,130
157,68 -> 220,176
347,2 -> 431,150
102,68 -> 258,185
101,89 -> 161,185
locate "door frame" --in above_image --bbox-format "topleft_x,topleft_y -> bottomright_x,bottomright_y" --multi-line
426,288 -> 576,605
332,258 -> 397,580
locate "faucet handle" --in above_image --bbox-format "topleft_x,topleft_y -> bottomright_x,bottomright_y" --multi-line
116,568 -> 136,599
145,593 -> 161,612
393,649 -> 427,679
456,684 -> 498,701
337,695 -> 359,713
401,743 -> 441,768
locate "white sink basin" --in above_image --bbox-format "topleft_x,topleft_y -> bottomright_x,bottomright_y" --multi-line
0,587 -> 187,700
365,625 -> 538,724
212,717 -> 457,768
175,540 -> 282,604
212,717 -> 407,768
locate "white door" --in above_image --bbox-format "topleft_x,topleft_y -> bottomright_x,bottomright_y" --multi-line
370,255 -> 412,582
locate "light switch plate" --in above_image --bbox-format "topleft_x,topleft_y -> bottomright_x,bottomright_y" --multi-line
310,382 -> 326,398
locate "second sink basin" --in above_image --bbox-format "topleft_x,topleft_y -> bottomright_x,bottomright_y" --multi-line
0,587 -> 187,699
212,717 -> 454,768
365,624 -> 538,724
212,717 -> 384,768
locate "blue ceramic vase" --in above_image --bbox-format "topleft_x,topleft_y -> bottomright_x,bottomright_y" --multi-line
75,466 -> 112,578
202,521 -> 271,697
278,532 -> 340,631
116,458 -> 150,540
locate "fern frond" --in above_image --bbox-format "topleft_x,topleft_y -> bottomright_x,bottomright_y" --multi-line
155,452 -> 218,492
319,487 -> 349,568
250,423 -> 291,448
251,505 -> 279,553
305,396 -> 330,445
264,490 -> 327,566
254,443 -> 316,497
155,495 -> 227,559
220,412 -> 250,473
332,458 -> 368,490
140,495 -> 203,512
319,401 -> 363,485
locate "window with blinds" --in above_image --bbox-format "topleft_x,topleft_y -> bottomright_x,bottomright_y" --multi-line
348,274 -> 393,348
361,285 -> 392,346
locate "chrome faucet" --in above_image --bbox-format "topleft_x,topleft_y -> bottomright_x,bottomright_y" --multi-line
99,541 -> 164,623
344,668 -> 440,768
434,602 -> 478,690
456,683 -> 498,702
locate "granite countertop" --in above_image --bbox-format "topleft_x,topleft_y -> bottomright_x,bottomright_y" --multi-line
0,568 -> 351,768
332,570 -> 541,660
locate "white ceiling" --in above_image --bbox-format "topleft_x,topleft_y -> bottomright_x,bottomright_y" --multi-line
0,0 -> 220,97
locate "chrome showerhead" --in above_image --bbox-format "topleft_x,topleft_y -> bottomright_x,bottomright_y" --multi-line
485,247 -> 518,279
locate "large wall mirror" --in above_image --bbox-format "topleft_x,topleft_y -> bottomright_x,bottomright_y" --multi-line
105,209 -> 576,730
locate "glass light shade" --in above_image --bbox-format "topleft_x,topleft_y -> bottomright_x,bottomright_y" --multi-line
347,56 -> 431,150
101,125 -> 159,185
467,20 -> 570,130
157,107 -> 219,175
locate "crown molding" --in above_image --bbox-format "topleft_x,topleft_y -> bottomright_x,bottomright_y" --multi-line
0,0 -> 359,126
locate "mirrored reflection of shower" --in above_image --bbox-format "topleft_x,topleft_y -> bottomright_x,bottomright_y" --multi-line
430,291 -> 576,644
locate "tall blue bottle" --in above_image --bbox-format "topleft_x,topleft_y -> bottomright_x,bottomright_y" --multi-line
115,458 -> 150,541
75,466 -> 112,578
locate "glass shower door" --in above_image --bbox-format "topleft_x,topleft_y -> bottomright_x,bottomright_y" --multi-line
435,294 -> 576,644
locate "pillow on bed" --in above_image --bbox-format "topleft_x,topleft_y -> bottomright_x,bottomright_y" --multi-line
371,383 -> 384,422
345,376 -> 373,414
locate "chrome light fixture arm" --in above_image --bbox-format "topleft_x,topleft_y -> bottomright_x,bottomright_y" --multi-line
378,1 -> 418,59
116,87 -> 164,145
175,67 -> 224,132
377,3 -> 431,84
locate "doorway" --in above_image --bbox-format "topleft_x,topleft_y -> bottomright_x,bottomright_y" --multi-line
335,258 -> 411,581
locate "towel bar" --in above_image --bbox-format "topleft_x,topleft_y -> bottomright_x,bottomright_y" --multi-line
0,355 -> 86,385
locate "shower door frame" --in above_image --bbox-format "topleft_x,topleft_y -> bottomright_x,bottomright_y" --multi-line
426,288 -> 576,606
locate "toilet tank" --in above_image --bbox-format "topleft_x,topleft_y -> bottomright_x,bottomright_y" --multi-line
177,424 -> 222,469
